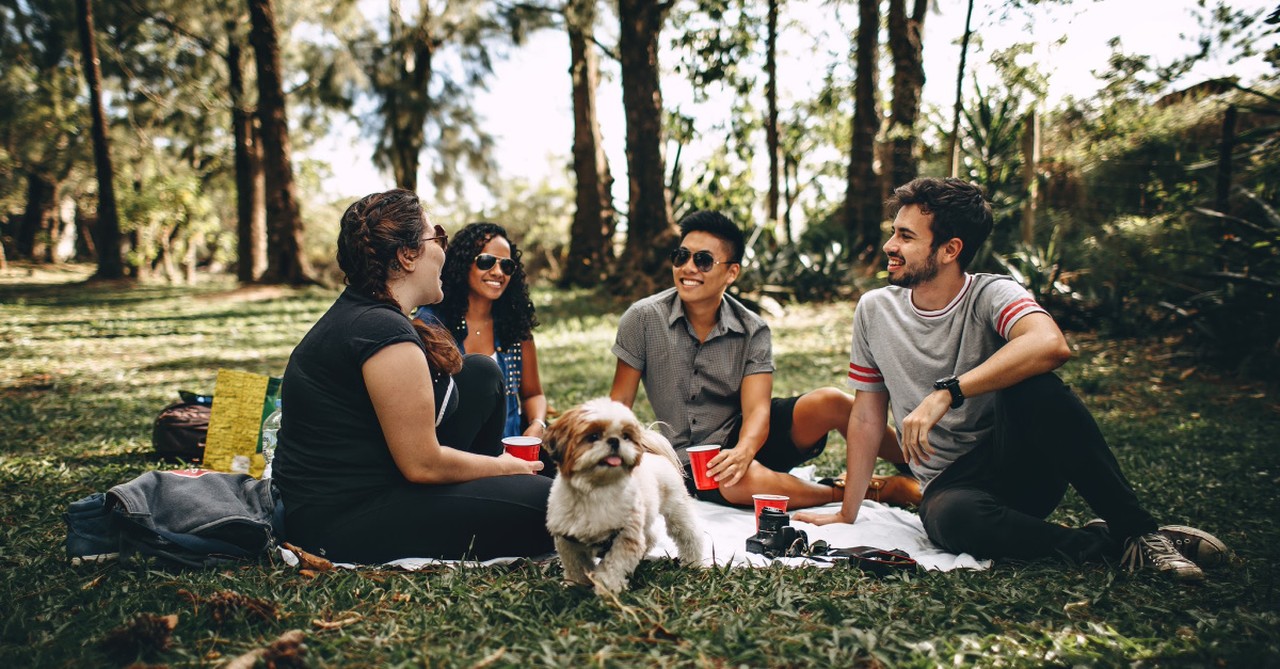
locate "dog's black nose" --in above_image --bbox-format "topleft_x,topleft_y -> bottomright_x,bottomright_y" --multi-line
607,437 -> 620,450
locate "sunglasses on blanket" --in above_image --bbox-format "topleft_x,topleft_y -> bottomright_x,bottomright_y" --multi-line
474,253 -> 518,276
670,247 -> 736,273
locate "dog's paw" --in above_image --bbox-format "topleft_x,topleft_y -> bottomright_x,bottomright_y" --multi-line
563,577 -> 592,589
590,572 -> 627,596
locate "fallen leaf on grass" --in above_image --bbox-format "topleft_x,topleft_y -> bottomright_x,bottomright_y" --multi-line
642,623 -> 681,643
468,648 -> 506,669
224,629 -> 307,669
1179,367 -> 1197,381
312,614 -> 362,630
1063,600 -> 1089,613
283,541 -> 334,572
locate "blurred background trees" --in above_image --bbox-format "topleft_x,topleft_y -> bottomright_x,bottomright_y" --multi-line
1,0 -> 1277,375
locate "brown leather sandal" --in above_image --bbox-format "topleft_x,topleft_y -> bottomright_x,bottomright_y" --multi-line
865,474 -> 922,507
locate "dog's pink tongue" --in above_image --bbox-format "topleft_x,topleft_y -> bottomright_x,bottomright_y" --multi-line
605,455 -> 623,467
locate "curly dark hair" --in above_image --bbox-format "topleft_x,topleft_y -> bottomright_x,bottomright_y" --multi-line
888,177 -> 993,270
434,222 -> 538,348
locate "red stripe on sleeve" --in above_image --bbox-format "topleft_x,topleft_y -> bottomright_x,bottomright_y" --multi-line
849,362 -> 883,384
996,298 -> 1040,336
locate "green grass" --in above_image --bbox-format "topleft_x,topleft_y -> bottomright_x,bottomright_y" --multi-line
1,263 -> 1278,667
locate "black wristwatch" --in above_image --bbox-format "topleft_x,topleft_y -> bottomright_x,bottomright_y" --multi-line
934,376 -> 965,409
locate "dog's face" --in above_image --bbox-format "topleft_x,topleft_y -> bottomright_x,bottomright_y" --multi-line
544,399 -> 645,486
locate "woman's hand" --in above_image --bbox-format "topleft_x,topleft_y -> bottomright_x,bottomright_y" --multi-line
499,452 -> 544,475
523,420 -> 546,439
793,509 -> 853,526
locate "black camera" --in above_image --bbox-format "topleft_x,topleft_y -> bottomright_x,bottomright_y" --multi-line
746,507 -> 809,558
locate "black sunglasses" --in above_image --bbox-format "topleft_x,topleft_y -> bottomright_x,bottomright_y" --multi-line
475,253 -> 517,276
670,247 -> 734,273
422,224 -> 448,251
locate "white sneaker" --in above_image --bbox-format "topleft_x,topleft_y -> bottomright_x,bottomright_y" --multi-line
1121,532 -> 1204,582
1085,519 -> 1229,568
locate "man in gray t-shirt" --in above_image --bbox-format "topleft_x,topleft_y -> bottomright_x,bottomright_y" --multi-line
610,211 -> 914,510
797,178 -> 1226,583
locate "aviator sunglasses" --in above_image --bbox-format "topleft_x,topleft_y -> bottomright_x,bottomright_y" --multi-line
670,247 -> 734,273
475,253 -> 518,276
422,224 -> 449,251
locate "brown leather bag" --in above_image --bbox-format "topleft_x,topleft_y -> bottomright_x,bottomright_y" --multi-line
151,400 -> 211,463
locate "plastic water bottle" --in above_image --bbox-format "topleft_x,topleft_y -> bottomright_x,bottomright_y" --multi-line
261,399 -> 282,478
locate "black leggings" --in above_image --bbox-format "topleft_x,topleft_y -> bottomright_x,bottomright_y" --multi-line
919,373 -> 1157,563
437,354 -> 508,455
286,355 -> 553,563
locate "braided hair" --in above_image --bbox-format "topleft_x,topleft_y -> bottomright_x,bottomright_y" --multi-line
435,222 -> 539,348
338,189 -> 462,375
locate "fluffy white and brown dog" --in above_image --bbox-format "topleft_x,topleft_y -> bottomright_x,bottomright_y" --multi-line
543,398 -> 704,595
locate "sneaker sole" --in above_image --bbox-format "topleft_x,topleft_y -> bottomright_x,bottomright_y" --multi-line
70,552 -> 119,566
1159,525 -> 1229,568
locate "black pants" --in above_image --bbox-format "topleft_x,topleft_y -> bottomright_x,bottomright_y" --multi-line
286,354 -> 553,563
919,373 -> 1157,562
437,354 -> 508,456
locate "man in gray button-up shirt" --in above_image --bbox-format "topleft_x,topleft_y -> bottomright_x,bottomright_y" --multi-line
610,210 -> 901,509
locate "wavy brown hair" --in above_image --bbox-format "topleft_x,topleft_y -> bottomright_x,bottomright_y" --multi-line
337,189 -> 461,375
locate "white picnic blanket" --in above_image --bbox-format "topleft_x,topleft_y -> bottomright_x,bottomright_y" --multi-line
653,498 -> 989,571
280,497 -> 990,572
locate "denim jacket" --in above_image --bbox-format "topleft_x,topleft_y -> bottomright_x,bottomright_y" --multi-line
416,306 -> 524,437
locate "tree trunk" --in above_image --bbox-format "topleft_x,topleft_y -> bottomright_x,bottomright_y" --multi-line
75,0 -> 126,280
227,22 -> 267,283
17,173 -> 57,260
561,0 -> 616,288
1216,105 -> 1236,213
384,0 -> 433,192
947,0 -> 975,178
75,203 -> 97,260
765,0 -> 783,246
844,0 -> 881,262
1020,109 -> 1039,244
248,0 -> 312,285
616,0 -> 676,290
886,0 -> 928,190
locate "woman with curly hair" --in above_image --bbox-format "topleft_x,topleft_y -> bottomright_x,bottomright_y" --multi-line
273,190 -> 552,563
416,222 -> 548,440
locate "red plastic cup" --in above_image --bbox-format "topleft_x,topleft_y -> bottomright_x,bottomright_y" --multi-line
687,444 -> 720,490
502,436 -> 541,461
753,494 -> 789,529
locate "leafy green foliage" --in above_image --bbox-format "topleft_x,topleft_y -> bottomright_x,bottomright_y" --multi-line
1,266 -> 1277,666
1173,193 -> 1280,376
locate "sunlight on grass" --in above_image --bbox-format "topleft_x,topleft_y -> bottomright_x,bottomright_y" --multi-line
1,269 -> 1277,666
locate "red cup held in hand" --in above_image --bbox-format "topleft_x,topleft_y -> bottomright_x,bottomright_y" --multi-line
686,444 -> 720,490
502,436 -> 541,461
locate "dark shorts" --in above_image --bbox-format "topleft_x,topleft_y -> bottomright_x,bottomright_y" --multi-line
682,395 -> 829,503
